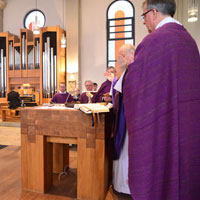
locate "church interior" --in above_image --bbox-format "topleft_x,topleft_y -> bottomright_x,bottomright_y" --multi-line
0,0 -> 199,199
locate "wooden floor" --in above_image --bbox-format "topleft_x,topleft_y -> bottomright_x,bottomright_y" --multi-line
0,121 -> 132,200
0,145 -> 76,200
0,146 -> 132,200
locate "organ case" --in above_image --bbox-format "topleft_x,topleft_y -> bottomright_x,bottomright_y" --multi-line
0,26 -> 66,104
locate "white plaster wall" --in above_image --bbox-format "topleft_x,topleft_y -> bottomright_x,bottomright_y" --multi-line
3,0 -> 64,35
3,0 -> 200,91
79,0 -> 148,90
0,9 -> 3,31
66,0 -> 80,91
79,0 -> 200,89
173,0 -> 200,50
182,0 -> 200,51
80,0 -> 109,90
66,0 -> 79,77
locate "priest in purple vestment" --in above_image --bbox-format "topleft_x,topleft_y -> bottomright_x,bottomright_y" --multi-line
79,80 -> 96,103
93,82 -> 98,91
72,88 -> 81,101
51,82 -> 73,103
93,66 -> 116,103
123,1 -> 200,200
112,44 -> 135,195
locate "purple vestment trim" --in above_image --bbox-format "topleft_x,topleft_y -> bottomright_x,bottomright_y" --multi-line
79,92 -> 96,103
114,92 -> 126,159
93,79 -> 111,103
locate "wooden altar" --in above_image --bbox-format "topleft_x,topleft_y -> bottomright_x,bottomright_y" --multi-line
21,106 -> 112,200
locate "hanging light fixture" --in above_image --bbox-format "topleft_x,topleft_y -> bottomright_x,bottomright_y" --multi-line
33,0 -> 40,34
61,0 -> 66,48
61,34 -> 67,48
188,0 -> 198,22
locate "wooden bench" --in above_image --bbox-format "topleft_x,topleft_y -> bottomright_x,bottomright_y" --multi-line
0,103 -> 9,118
1,106 -> 21,122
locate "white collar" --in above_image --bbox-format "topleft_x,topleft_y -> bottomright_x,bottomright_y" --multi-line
156,16 -> 182,30
59,91 -> 67,94
114,70 -> 126,93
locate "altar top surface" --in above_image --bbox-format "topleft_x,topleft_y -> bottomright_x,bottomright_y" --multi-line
20,105 -> 109,141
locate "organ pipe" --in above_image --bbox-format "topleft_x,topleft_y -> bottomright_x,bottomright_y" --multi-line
35,40 -> 40,69
9,42 -> 13,70
22,34 -> 26,69
14,47 -> 20,70
42,37 -> 57,98
0,49 -> 6,97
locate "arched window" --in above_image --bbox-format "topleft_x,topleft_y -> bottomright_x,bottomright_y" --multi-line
107,0 -> 135,68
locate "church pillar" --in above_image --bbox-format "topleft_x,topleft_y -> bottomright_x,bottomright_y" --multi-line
0,0 -> 7,32
66,0 -> 80,92
175,0 -> 183,24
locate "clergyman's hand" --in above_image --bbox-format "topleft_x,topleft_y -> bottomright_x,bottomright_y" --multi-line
104,72 -> 114,82
103,96 -> 112,103
117,54 -> 127,72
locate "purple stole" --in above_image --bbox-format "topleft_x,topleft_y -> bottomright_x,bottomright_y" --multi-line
113,71 -> 128,159
111,77 -> 118,104
113,92 -> 126,159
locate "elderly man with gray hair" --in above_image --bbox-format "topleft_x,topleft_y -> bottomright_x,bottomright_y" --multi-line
79,80 -> 95,103
110,44 -> 135,195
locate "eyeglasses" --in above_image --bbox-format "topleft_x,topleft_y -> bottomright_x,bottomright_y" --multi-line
141,9 -> 153,20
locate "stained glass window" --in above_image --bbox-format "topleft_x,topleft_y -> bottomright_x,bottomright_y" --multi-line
107,0 -> 135,68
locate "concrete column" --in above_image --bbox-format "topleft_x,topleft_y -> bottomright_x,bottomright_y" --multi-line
66,0 -> 80,91
0,9 -> 3,32
0,0 -> 7,32
175,0 -> 183,23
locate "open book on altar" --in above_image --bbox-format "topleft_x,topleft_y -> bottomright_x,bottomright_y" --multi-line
74,103 -> 111,114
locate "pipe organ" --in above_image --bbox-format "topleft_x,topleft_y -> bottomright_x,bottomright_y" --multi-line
9,41 -> 13,70
0,26 -> 66,104
14,46 -> 20,70
0,36 -> 7,98
28,45 -> 34,69
42,37 -> 57,98
21,33 -> 26,70
0,48 -> 7,97
35,39 -> 40,69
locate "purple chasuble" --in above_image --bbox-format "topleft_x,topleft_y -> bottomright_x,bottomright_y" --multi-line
113,92 -> 126,159
123,23 -> 200,200
79,92 -> 96,103
93,79 -> 112,103
51,92 -> 73,103
112,77 -> 118,104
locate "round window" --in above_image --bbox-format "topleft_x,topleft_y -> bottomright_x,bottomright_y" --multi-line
24,9 -> 46,31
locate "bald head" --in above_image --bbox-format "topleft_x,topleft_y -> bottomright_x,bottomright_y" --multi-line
119,44 -> 135,57
118,44 -> 135,72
